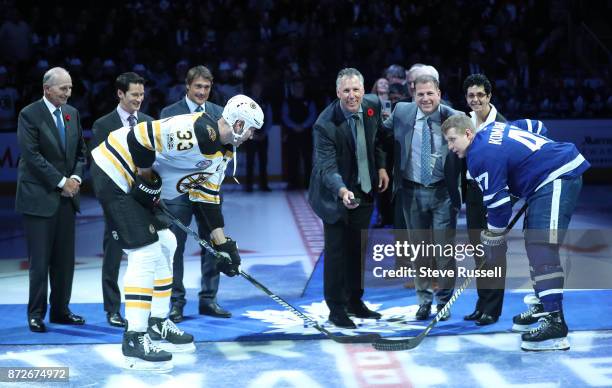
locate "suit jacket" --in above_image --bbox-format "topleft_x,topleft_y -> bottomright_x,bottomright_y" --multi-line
159,98 -> 223,120
308,94 -> 386,224
90,109 -> 154,149
381,102 -> 463,209
16,99 -> 87,216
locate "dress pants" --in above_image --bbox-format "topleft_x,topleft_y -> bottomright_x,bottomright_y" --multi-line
466,182 -> 506,317
400,180 -> 457,305
323,191 -> 373,314
165,194 -> 220,307
101,220 -> 125,314
24,197 -> 76,319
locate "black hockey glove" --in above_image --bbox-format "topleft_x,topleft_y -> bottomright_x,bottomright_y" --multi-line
131,171 -> 162,209
214,237 -> 241,277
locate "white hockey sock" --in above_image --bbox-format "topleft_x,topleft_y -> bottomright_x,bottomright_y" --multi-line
151,229 -> 177,319
123,241 -> 161,332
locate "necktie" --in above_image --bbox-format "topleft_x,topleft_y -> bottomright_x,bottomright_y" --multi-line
421,118 -> 432,186
195,105 -> 204,112
353,114 -> 371,193
128,114 -> 137,128
53,108 -> 66,150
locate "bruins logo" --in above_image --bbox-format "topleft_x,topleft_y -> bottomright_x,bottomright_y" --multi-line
207,125 -> 216,142
176,172 -> 214,193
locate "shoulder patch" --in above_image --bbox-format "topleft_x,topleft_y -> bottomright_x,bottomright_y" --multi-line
207,125 -> 217,142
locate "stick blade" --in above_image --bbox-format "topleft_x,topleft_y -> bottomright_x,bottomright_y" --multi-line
372,337 -> 421,351
331,333 -> 382,344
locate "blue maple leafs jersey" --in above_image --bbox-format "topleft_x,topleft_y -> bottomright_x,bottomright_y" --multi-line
467,121 -> 590,231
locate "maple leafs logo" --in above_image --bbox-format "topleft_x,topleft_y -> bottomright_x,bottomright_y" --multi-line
244,300 -> 426,337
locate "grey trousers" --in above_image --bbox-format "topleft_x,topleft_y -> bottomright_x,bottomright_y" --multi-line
399,182 -> 457,305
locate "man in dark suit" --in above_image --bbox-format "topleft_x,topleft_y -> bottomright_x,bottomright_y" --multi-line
462,73 -> 508,326
308,68 -> 389,329
16,67 -> 87,333
91,72 -> 153,327
159,65 -> 227,322
381,74 -> 463,322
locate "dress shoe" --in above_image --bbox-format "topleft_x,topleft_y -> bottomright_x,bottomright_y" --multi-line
106,312 -> 126,327
416,303 -> 432,320
199,302 -> 231,318
437,304 -> 451,321
28,318 -> 46,333
329,311 -> 357,329
347,302 -> 382,319
475,313 -> 499,326
464,310 -> 483,321
50,312 -> 85,325
169,304 -> 184,323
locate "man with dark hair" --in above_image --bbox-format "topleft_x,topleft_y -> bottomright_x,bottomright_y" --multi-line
309,68 -> 389,329
381,74 -> 462,321
17,67 -> 87,332
91,71 -> 153,327
159,65 -> 227,323
461,73 -> 508,326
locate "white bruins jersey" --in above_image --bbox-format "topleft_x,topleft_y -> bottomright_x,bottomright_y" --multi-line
91,112 -> 233,204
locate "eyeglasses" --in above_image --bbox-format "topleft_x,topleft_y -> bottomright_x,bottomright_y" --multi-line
466,92 -> 489,99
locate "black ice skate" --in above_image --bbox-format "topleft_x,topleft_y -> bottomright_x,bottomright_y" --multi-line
520,311 -> 570,351
148,317 -> 196,353
512,294 -> 544,332
122,331 -> 173,371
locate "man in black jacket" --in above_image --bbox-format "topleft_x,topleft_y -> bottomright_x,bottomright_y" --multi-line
16,67 -> 87,332
308,68 -> 389,329
91,72 -> 153,327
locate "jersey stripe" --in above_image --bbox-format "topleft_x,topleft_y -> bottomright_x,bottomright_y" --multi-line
108,133 -> 135,170
105,139 -> 137,182
136,122 -> 153,150
99,143 -> 135,186
153,121 -> 163,152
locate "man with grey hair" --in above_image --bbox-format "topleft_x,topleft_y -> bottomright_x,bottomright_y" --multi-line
381,74 -> 462,321
309,67 -> 389,329
16,66 -> 87,332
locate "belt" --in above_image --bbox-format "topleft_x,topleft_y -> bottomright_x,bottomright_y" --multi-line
402,179 -> 445,189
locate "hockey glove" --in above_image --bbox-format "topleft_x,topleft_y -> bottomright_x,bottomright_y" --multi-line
131,171 -> 162,209
480,229 -> 507,264
214,237 -> 241,277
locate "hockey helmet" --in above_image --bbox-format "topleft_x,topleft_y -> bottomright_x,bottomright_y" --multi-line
222,94 -> 264,141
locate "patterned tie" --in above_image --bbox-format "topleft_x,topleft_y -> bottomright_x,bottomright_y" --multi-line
421,118 -> 432,185
353,114 -> 371,194
195,105 -> 204,112
53,108 -> 66,150
128,114 -> 137,128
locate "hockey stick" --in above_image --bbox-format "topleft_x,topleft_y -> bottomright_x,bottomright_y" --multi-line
158,201 -> 381,344
372,203 -> 528,351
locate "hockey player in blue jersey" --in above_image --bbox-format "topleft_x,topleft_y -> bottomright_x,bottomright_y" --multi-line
441,114 -> 590,351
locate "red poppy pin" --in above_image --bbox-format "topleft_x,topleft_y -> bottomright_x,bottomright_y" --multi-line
64,114 -> 71,122
367,108 -> 374,117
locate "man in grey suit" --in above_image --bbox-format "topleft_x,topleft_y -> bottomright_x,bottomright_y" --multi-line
159,65 -> 228,322
308,68 -> 389,329
381,74 -> 463,321
90,72 -> 153,327
16,67 -> 87,332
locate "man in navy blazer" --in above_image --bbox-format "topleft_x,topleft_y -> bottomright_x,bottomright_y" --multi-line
159,65 -> 228,322
308,68 -> 389,328
90,72 -> 154,327
16,67 -> 87,332
381,74 -> 463,321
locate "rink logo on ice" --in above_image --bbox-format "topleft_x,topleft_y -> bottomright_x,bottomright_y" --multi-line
244,301 -> 426,336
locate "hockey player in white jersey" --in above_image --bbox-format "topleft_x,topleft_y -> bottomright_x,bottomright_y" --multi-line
90,94 -> 264,370
441,114 -> 590,351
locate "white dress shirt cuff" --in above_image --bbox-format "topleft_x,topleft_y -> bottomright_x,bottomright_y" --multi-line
57,177 -> 67,188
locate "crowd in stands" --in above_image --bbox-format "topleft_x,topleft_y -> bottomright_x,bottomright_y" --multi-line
1,0 -> 611,133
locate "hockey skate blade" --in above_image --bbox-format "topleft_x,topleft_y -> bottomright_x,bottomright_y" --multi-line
512,323 -> 536,333
521,337 -> 570,352
123,357 -> 173,372
155,340 -> 196,353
